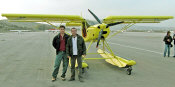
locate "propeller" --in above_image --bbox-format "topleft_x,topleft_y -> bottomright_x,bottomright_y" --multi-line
88,9 -> 102,24
96,29 -> 103,48
88,9 -> 124,48
88,9 -> 103,48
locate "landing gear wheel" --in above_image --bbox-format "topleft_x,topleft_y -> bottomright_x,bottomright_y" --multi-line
127,66 -> 132,75
82,68 -> 85,73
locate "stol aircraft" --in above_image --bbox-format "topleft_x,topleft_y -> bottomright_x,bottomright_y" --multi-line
2,9 -> 174,75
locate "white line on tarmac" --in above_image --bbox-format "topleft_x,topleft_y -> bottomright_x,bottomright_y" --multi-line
108,42 -> 163,55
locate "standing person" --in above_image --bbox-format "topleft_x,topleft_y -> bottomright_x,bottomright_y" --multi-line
66,27 -> 86,82
163,31 -> 172,57
173,31 -> 175,57
52,25 -> 70,82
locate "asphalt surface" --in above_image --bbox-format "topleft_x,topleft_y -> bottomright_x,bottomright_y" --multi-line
0,31 -> 175,87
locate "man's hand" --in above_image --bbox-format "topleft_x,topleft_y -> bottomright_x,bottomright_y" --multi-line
167,39 -> 170,42
67,56 -> 71,59
82,55 -> 86,58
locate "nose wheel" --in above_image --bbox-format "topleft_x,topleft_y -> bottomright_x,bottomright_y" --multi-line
126,66 -> 132,75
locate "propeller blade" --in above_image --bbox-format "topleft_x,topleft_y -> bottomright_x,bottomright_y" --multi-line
106,21 -> 124,28
96,29 -> 103,48
88,9 -> 102,24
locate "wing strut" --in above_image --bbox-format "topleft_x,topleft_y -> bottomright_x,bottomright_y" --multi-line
107,23 -> 135,39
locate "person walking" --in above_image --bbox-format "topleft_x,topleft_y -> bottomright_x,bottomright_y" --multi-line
163,31 -> 172,57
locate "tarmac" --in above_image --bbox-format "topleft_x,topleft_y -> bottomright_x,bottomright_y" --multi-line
0,31 -> 175,87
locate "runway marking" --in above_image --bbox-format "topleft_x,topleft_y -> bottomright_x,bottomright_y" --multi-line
108,42 -> 163,55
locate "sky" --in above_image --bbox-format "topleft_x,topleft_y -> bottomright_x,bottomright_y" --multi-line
0,0 -> 175,27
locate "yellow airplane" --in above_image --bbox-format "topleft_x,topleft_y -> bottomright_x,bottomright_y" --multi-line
2,9 -> 174,75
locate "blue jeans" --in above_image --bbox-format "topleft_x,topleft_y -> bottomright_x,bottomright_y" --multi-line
164,44 -> 170,57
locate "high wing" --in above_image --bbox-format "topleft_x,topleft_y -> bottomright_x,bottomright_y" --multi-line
103,16 -> 174,24
65,22 -> 82,26
1,14 -> 85,23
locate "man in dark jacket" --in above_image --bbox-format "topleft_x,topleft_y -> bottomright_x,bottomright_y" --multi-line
163,31 -> 172,57
52,25 -> 70,82
173,32 -> 175,57
66,27 -> 86,82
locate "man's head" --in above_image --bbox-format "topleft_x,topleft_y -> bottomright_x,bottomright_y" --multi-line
59,25 -> 65,34
167,31 -> 171,36
71,27 -> 77,36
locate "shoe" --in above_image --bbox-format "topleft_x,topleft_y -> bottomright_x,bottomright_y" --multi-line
79,78 -> 84,82
69,78 -> 75,81
61,77 -> 66,81
52,77 -> 56,82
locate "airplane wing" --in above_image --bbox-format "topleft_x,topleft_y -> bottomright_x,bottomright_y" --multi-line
1,14 -> 85,23
103,16 -> 174,24
66,22 -> 82,26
